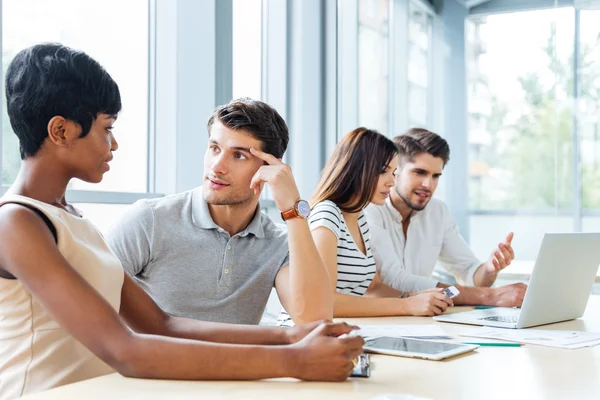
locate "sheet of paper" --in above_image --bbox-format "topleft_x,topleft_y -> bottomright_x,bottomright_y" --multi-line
459,328 -> 600,349
356,324 -> 451,339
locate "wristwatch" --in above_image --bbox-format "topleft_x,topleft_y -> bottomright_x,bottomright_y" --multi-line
281,199 -> 311,221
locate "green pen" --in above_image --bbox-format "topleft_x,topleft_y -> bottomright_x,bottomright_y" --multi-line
461,342 -> 523,347
473,306 -> 496,309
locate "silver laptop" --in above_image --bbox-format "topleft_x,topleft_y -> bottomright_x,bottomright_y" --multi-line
434,233 -> 600,329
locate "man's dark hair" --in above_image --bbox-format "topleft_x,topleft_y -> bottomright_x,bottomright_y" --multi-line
206,98 -> 289,159
393,128 -> 450,167
5,43 -> 122,159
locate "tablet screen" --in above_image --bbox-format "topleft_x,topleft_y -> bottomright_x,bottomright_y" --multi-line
365,337 -> 466,355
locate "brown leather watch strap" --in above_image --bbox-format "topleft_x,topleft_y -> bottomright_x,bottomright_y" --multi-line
280,206 -> 300,221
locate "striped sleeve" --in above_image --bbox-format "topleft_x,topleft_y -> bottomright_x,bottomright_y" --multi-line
308,201 -> 341,239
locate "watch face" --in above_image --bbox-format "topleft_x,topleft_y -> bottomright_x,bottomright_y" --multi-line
297,200 -> 311,218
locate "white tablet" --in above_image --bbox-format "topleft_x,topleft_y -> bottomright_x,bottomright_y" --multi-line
363,336 -> 478,361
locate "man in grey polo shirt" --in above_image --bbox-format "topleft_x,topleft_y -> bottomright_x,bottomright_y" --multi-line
107,98 -> 333,326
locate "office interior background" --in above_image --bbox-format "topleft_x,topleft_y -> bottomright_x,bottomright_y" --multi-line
0,0 -> 599,288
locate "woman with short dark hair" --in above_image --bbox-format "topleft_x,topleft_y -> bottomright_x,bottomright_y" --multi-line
0,43 -> 363,399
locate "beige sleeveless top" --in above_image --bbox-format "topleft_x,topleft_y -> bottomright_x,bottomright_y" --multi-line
0,195 -> 125,399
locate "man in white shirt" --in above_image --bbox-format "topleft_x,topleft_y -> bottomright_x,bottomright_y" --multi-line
365,128 -> 527,307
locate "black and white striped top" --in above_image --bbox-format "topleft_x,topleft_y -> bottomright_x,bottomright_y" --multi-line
278,200 -> 376,326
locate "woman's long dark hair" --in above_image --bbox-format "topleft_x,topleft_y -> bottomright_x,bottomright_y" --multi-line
310,127 -> 397,213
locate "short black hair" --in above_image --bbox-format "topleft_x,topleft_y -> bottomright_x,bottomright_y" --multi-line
207,98 -> 289,159
5,43 -> 122,159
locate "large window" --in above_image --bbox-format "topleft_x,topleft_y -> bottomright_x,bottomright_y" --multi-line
1,0 -> 152,231
339,0 -> 436,139
358,0 -> 389,134
1,0 -> 150,193
407,1 -> 433,129
466,7 -> 600,262
232,0 -> 263,100
580,9 -> 600,230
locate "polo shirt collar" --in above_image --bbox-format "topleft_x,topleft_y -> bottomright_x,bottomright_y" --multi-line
240,207 -> 265,238
191,187 -> 265,238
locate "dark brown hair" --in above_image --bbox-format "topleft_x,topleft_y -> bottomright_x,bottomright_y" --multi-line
310,127 -> 397,213
207,97 -> 289,159
393,128 -> 450,167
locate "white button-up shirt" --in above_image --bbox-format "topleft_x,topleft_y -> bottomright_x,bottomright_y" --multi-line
364,197 -> 482,292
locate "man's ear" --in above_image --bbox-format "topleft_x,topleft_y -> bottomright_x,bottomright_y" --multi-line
47,116 -> 80,147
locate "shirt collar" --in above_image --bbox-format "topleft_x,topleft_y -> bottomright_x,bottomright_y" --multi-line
384,197 -> 421,222
191,186 -> 265,238
240,207 -> 265,238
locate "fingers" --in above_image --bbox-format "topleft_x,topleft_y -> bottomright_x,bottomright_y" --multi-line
341,340 -> 365,379
249,170 -> 264,196
515,282 -> 528,291
340,338 -> 364,375
431,298 -> 450,312
345,346 -> 365,361
500,283 -> 527,293
248,163 -> 297,204
498,242 -> 514,264
491,256 -> 499,271
344,361 -> 354,378
502,242 -> 515,261
515,296 -> 524,307
321,322 -> 356,337
490,232 -> 516,272
495,284 -> 527,307
507,291 -> 525,307
294,319 -> 329,337
249,147 -> 282,165
493,250 -> 507,270
432,292 -> 453,306
336,358 -> 355,381
339,335 -> 365,351
428,304 -> 443,315
308,319 -> 330,329
249,180 -> 264,196
491,250 -> 507,271
506,283 -> 527,304
250,165 -> 282,195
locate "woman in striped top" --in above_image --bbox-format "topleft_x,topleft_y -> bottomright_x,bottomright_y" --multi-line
280,128 -> 452,324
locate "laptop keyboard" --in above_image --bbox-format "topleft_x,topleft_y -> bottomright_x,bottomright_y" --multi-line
478,315 -> 519,324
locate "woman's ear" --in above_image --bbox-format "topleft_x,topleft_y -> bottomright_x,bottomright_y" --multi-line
47,116 -> 80,147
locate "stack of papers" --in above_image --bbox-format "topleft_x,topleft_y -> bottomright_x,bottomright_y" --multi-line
356,324 -> 451,340
459,328 -> 600,349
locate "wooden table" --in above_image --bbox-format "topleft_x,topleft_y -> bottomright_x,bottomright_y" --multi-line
24,296 -> 600,400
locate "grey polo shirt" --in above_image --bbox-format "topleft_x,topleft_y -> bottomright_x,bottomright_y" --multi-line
106,187 -> 289,325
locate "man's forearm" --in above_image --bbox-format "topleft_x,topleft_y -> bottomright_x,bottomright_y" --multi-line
285,218 -> 333,323
437,281 -> 526,307
473,263 -> 496,287
164,317 -> 290,345
446,285 -> 492,306
436,282 -> 492,305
